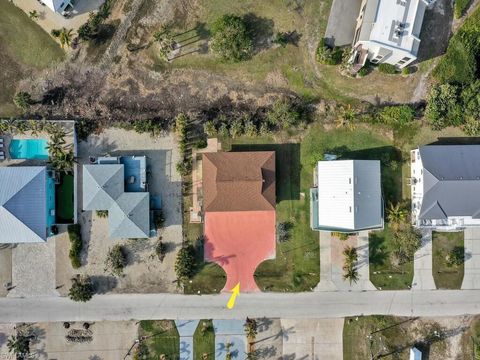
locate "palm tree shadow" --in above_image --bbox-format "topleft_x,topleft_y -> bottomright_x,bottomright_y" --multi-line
369,231 -> 389,266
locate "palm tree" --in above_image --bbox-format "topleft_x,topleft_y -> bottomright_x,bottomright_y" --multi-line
387,202 -> 408,230
343,245 -> 358,266
342,266 -> 360,285
335,104 -> 356,131
153,26 -> 175,61
29,10 -> 39,21
52,28 -> 74,48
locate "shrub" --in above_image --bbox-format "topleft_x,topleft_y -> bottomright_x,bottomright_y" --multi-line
332,232 -> 350,241
273,32 -> 289,47
463,116 -> 480,136
68,224 -> 82,269
96,210 -> 108,218
229,119 -> 243,138
193,139 -> 208,149
132,119 -> 164,136
13,92 -> 33,110
447,246 -> 465,267
244,318 -> 258,341
175,113 -> 188,138
392,225 -> 422,265
402,66 -> 413,75
218,123 -> 229,138
378,63 -> 397,74
175,244 -> 197,283
155,210 -> 165,229
69,275 -> 94,302
433,8 -> 480,84
210,14 -> 253,62
425,83 -> 463,129
204,121 -> 217,137
105,244 -> 127,276
155,240 -> 167,262
461,79 -> 480,119
316,38 -> 343,65
266,99 -> 301,129
379,105 -> 415,127
78,0 -> 113,41
357,65 -> 371,77
276,222 -> 292,242
243,120 -> 258,137
176,159 -> 191,176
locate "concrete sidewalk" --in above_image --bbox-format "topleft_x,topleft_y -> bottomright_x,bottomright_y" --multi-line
412,229 -> 436,290
462,228 -> 480,289
213,320 -> 246,360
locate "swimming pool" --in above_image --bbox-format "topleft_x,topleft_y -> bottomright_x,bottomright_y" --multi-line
9,139 -> 49,160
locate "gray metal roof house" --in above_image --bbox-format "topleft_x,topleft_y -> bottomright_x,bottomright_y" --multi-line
310,160 -> 383,232
83,162 -> 150,239
0,167 -> 50,243
411,145 -> 480,230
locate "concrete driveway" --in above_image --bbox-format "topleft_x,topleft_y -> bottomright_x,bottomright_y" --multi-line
213,320 -> 247,360
324,0 -> 362,46
412,229 -> 436,290
462,228 -> 480,289
280,318 -> 344,360
175,320 -> 199,360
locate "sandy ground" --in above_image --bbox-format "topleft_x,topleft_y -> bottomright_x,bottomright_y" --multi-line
57,128 -> 183,295
30,321 -> 138,360
0,247 -> 12,297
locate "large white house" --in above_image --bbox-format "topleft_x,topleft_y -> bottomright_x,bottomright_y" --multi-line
350,0 -> 437,70
310,160 -> 383,232
411,145 -> 480,230
43,0 -> 74,14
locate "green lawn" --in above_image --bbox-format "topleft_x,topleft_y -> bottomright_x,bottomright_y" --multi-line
344,316 -> 447,360
139,320 -> 180,360
193,320 -> 215,360
369,225 -> 414,290
432,231 -> 464,289
0,0 -> 64,116
56,173 -> 74,223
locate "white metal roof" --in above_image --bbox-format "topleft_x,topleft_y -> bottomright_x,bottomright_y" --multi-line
316,160 -> 382,231
0,167 -> 47,243
369,0 -> 425,54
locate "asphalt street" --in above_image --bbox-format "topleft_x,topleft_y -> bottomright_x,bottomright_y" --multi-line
1,290 -> 480,322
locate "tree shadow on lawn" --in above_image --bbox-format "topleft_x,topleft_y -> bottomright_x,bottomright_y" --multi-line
326,145 -> 403,204
230,143 -> 301,202
369,231 -> 389,267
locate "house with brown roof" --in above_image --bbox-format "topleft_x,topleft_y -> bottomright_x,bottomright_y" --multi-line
202,151 -> 276,292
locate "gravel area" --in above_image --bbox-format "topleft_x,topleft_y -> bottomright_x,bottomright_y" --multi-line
8,239 -> 59,297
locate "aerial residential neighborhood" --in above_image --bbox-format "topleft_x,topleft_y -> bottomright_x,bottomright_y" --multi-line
1,0 -> 480,358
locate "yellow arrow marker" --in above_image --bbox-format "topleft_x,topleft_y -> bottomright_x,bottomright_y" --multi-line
227,283 -> 240,309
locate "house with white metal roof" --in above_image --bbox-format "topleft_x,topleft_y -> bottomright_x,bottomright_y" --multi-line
82,156 -> 150,239
310,160 -> 383,232
411,145 -> 480,230
350,0 -> 436,71
0,166 -> 55,243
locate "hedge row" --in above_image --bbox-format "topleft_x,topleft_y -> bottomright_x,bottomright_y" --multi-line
68,224 -> 83,269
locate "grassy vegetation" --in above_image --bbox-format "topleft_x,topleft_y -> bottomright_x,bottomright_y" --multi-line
56,173 -> 74,223
0,0 -> 64,116
193,320 -> 215,360
369,225 -> 414,290
67,224 -> 82,269
139,320 -> 180,359
432,231 -> 464,289
344,316 -> 447,360
433,6 -> 480,84
454,0 -> 473,18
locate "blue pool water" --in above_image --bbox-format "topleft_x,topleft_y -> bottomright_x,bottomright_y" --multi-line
9,139 -> 49,160
46,173 -> 56,233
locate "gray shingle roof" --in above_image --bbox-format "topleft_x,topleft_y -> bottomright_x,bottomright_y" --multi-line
83,164 -> 150,239
0,167 -> 47,243
419,145 -> 480,219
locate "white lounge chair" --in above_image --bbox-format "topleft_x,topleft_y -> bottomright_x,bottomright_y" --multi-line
0,151 -> 5,160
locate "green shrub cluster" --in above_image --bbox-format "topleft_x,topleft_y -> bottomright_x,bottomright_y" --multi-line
105,244 -> 127,276
68,224 -> 82,269
425,82 -> 480,132
316,38 -> 343,65
378,63 -> 397,74
174,244 -> 197,284
379,105 -> 415,127
210,14 -> 253,62
433,8 -> 480,84
78,0 -> 113,40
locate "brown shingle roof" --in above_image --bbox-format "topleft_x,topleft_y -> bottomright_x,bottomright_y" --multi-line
203,151 -> 275,212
